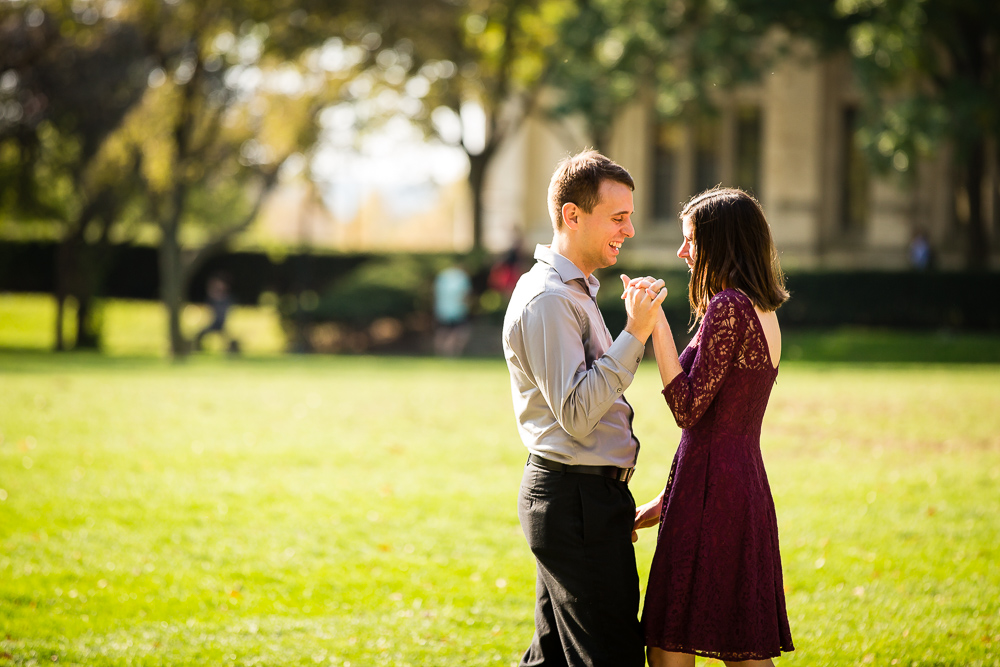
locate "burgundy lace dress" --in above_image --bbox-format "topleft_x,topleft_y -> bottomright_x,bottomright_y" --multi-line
642,289 -> 794,660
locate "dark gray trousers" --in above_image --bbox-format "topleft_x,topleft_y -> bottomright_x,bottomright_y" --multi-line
517,461 -> 645,667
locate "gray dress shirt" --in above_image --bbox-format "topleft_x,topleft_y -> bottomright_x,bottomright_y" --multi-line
502,244 -> 645,468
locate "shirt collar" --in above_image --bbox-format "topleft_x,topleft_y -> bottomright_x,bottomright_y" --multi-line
534,244 -> 601,298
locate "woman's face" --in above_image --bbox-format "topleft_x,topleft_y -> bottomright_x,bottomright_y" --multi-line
677,215 -> 696,272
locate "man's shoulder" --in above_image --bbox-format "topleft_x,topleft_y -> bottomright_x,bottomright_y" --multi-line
503,266 -> 581,335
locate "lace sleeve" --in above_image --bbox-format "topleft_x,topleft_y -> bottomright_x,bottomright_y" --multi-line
662,291 -> 746,429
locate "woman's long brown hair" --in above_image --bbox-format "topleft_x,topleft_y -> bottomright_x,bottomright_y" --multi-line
682,187 -> 789,323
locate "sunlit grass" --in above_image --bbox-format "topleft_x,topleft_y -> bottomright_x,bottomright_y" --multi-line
0,294 -> 285,356
4,292 -> 1000,363
0,353 -> 998,666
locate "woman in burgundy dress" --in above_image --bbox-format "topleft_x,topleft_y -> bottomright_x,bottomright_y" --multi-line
624,187 -> 794,666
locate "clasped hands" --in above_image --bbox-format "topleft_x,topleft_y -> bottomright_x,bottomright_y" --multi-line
619,274 -> 668,343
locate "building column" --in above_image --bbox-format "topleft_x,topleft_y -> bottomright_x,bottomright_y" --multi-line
760,46 -> 825,265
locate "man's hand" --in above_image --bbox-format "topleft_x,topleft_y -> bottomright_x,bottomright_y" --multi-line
624,275 -> 670,329
620,274 -> 667,344
621,275 -> 660,297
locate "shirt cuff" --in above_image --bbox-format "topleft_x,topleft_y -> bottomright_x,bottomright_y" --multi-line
607,330 -> 646,375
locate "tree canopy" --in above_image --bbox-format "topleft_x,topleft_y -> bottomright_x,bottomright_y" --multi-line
542,0 -> 998,268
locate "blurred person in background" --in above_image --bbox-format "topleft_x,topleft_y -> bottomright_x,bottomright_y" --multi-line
488,232 -> 526,300
433,260 -> 472,356
627,187 -> 794,667
909,227 -> 934,271
195,272 -> 239,354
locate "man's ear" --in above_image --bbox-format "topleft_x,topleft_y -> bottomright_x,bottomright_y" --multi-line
561,202 -> 580,230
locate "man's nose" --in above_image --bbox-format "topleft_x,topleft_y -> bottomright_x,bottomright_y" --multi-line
624,218 -> 635,238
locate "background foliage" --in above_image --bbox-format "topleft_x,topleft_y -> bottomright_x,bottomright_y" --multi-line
3,0 -> 999,355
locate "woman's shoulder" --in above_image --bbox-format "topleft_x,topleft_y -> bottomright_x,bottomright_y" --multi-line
701,289 -> 755,336
707,288 -> 753,312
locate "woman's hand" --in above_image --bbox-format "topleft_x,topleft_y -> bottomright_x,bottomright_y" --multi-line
632,493 -> 664,542
620,275 -> 664,301
619,274 -> 668,344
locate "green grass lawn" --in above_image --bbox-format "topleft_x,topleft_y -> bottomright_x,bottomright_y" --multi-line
1,351 -> 998,666
2,293 -> 1000,665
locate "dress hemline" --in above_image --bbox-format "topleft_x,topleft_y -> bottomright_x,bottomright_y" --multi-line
644,639 -> 794,662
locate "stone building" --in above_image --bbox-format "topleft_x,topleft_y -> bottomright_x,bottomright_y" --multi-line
480,52 -> 999,271
259,48 -> 997,270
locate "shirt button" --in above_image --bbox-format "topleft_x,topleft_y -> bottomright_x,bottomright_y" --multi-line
617,388 -> 622,393
636,358 -> 641,364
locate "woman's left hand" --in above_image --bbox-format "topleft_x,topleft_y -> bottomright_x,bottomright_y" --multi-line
632,494 -> 664,542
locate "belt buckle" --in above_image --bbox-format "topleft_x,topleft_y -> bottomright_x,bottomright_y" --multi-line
620,467 -> 635,484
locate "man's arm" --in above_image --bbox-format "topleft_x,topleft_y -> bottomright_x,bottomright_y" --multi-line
517,287 -> 666,439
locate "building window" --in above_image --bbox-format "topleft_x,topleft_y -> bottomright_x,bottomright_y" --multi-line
734,106 -> 762,198
652,122 -> 683,222
841,106 -> 869,235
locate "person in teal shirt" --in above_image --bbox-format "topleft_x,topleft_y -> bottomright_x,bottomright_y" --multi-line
433,262 -> 472,356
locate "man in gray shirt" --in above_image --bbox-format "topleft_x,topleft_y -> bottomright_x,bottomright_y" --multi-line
503,150 -> 666,666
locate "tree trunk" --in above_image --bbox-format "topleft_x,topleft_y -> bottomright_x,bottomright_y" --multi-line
74,295 -> 100,349
994,141 -> 1000,248
965,141 -> 988,271
54,294 -> 66,352
468,151 -> 490,251
72,238 -> 102,350
159,228 -> 188,358
54,197 -> 115,350
53,235 -> 77,351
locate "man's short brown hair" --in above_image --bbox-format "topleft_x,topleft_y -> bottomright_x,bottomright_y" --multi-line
547,150 -> 635,229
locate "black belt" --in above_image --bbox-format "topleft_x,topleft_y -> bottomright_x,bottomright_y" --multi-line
528,454 -> 635,484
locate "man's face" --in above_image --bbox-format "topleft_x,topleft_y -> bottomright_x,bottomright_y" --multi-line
573,179 -> 635,275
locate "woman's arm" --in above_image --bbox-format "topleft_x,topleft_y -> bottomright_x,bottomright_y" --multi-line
621,275 -> 683,388
651,313 -> 683,389
662,293 -> 744,428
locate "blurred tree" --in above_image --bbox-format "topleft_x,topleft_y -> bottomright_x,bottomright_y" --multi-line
0,1 -> 374,355
360,0 -> 572,251
543,0 -> 651,153
823,0 -> 1000,270
101,0 -> 373,357
717,0 -> 1000,270
543,0 -> 799,153
549,0 -> 999,269
0,6 -> 152,349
